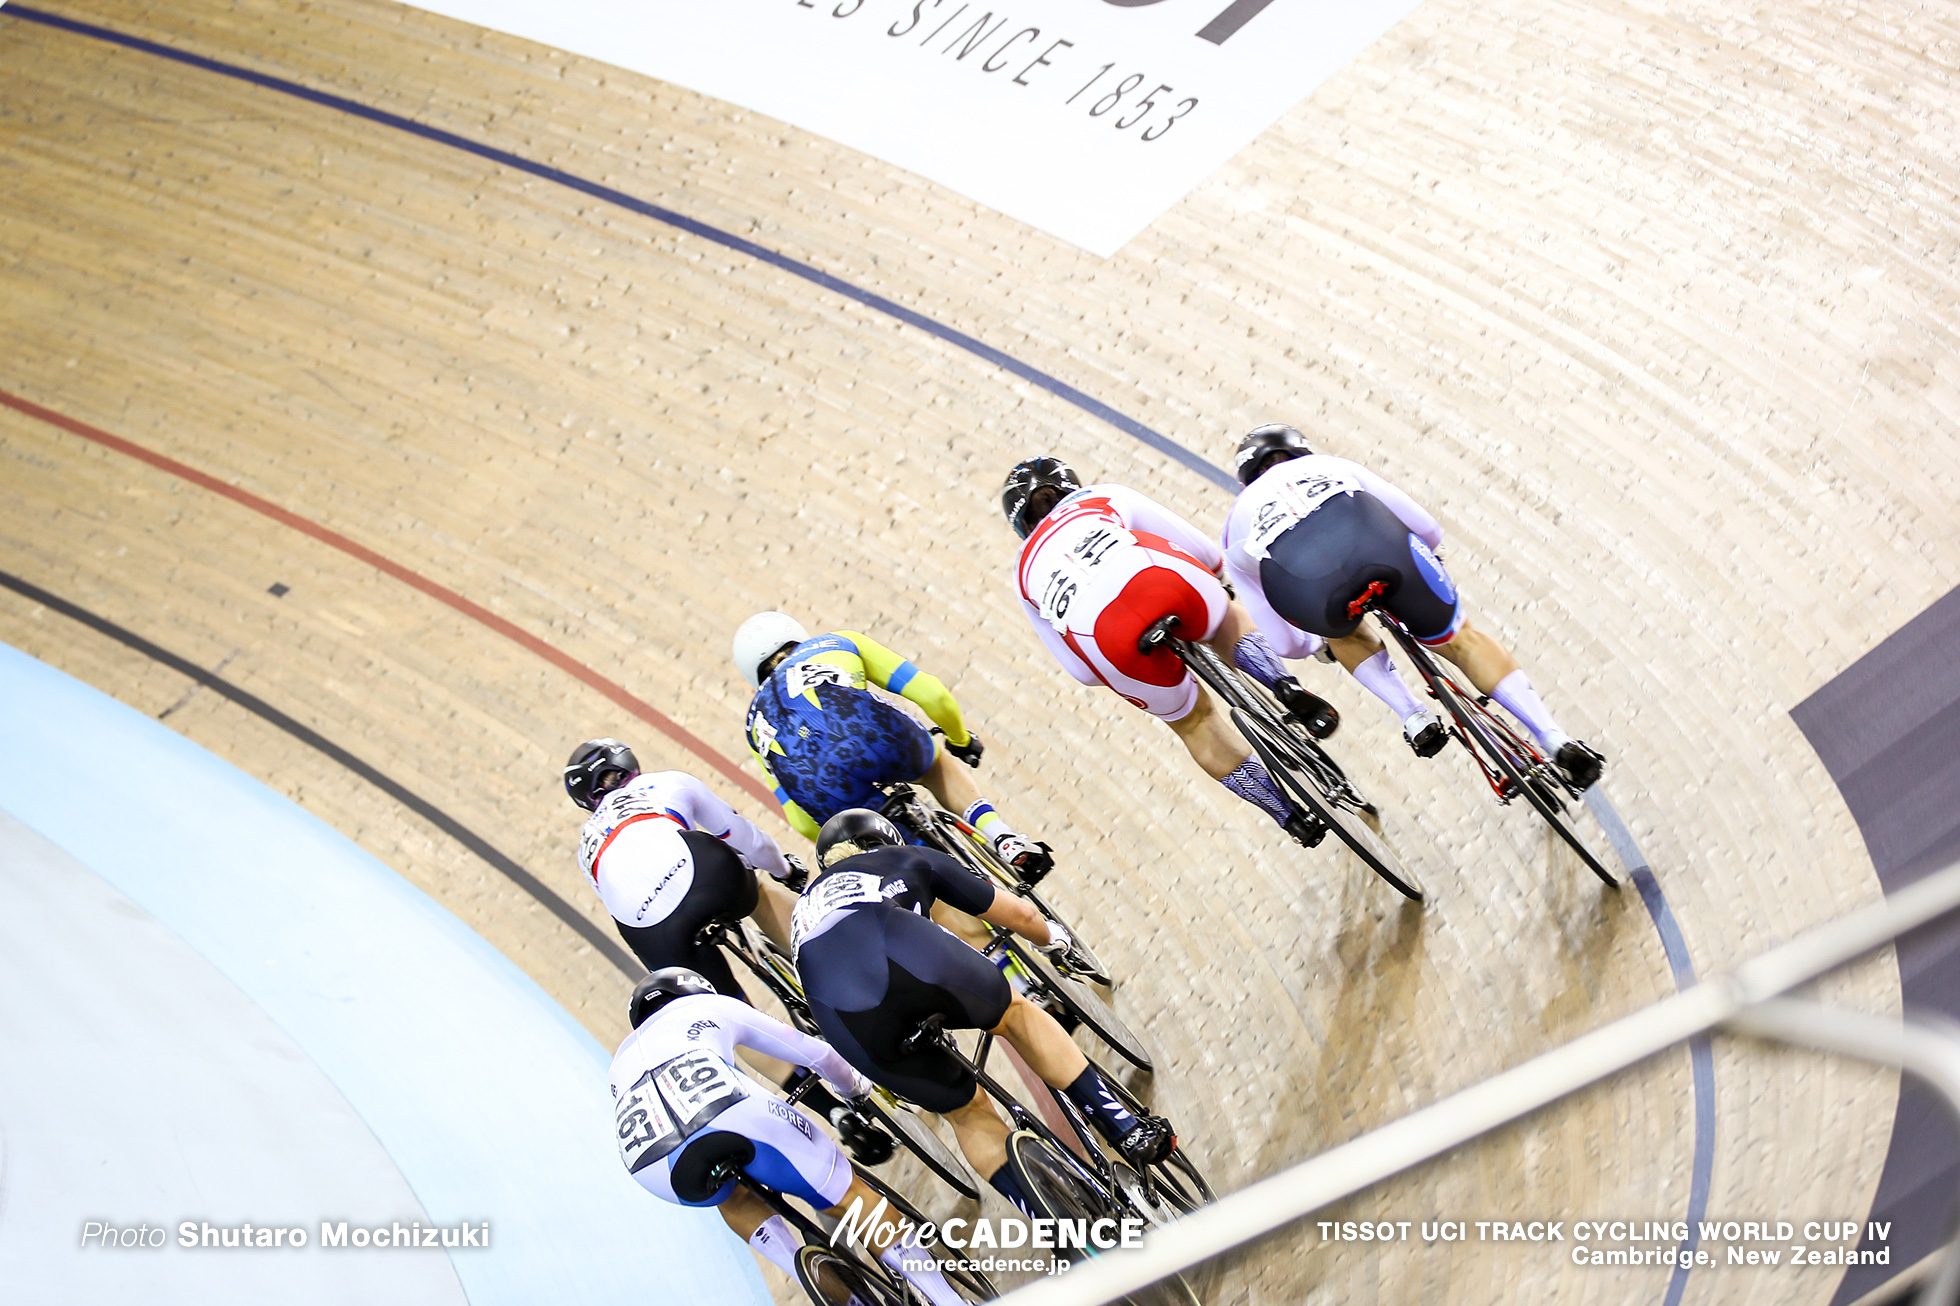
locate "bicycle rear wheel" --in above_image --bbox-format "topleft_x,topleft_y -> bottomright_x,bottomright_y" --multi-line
1235,708 -> 1424,901
1010,940 -> 1153,1071
1007,1134 -> 1203,1306
795,1244 -> 908,1306
860,1092 -> 981,1201
1433,678 -> 1618,887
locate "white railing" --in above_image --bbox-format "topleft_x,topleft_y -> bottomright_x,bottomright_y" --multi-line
996,858 -> 1960,1306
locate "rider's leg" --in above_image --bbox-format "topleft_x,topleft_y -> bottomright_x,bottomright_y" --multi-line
944,1086 -> 1037,1216
1205,602 -> 1338,737
1165,685 -> 1313,836
1430,619 -> 1601,783
750,878 -> 796,954
1330,630 -> 1442,752
717,1185 -> 801,1279
1432,620 -> 1570,747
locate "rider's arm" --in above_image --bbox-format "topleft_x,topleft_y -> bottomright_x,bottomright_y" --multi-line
1021,600 -> 1101,685
664,774 -> 795,881
1106,485 -> 1224,572
839,631 -> 972,747
720,999 -> 873,1097
751,748 -> 822,843
1349,462 -> 1443,549
914,848 -> 1053,946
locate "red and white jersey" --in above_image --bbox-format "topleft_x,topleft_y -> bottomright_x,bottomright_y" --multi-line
1013,484 -> 1228,718
578,772 -> 792,928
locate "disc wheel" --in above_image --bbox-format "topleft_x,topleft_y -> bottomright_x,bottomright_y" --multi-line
1012,941 -> 1154,1071
1235,708 -> 1425,901
859,1092 -> 980,1201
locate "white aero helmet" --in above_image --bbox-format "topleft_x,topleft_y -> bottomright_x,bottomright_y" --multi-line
732,611 -> 810,687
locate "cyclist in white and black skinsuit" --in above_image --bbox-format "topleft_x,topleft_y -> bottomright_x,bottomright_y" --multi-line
792,809 -> 1173,1221
566,739 -> 807,993
1222,426 -> 1605,788
611,969 -> 966,1305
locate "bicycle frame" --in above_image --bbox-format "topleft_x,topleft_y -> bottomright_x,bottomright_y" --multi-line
904,1014 -> 1125,1202
1369,609 -> 1554,804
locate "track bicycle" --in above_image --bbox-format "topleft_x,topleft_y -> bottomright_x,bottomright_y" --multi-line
1137,616 -> 1424,902
1364,604 -> 1619,887
701,1077 -> 1000,1305
879,782 -> 1116,987
900,1013 -> 1213,1306
698,913 -> 984,1201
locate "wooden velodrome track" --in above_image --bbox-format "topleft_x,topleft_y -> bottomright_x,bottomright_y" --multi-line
1,0 -> 1955,1301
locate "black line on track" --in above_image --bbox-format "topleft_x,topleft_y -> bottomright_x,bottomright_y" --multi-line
0,567 -> 641,980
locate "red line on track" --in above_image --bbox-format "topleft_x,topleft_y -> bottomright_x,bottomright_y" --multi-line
0,388 -> 776,809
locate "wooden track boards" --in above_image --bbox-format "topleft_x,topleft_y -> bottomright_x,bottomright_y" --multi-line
3,0 -> 1956,1301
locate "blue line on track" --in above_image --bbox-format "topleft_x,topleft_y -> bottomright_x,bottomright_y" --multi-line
2,8 -> 1711,1295
0,4 -> 1237,493
1591,789 -> 1715,1305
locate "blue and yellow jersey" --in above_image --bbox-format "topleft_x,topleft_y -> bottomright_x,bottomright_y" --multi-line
743,631 -> 969,841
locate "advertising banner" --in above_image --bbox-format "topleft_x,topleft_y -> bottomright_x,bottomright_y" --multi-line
404,0 -> 1424,255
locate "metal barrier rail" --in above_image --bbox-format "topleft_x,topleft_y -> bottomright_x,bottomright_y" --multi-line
996,858 -> 1960,1306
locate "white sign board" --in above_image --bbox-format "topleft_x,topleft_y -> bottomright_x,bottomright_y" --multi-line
406,0 -> 1423,255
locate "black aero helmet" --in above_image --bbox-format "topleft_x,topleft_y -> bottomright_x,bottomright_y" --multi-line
1001,457 -> 1083,538
629,967 -> 718,1027
815,808 -> 905,870
1234,424 -> 1314,487
565,738 -> 639,811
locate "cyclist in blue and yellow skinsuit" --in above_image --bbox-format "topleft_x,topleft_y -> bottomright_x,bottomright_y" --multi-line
731,612 -> 1053,881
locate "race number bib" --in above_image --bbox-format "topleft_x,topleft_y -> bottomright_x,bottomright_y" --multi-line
614,1070 -> 683,1174
1031,518 -> 1136,628
785,659 -> 856,697
1243,470 -> 1362,560
654,1050 -> 748,1135
790,870 -> 889,956
613,1052 -> 748,1174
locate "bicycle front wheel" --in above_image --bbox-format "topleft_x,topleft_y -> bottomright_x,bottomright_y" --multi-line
1011,941 -> 1153,1071
1235,708 -> 1425,902
932,813 -> 1116,986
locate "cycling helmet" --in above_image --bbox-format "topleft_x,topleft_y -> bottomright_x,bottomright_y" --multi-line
629,967 -> 718,1028
564,738 -> 639,811
1234,424 -> 1314,486
815,807 -> 905,870
1001,457 -> 1083,538
732,611 -> 810,688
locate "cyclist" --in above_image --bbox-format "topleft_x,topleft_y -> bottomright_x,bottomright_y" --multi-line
1003,456 -> 1337,847
566,739 -> 806,991
732,611 -> 1054,879
792,808 -> 1173,1221
1223,424 -> 1604,788
611,967 -> 966,1306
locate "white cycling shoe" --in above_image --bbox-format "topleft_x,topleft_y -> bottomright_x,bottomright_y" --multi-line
1404,711 -> 1448,758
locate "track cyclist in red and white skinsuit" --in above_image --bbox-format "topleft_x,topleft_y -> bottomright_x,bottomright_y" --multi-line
1002,456 -> 1340,847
